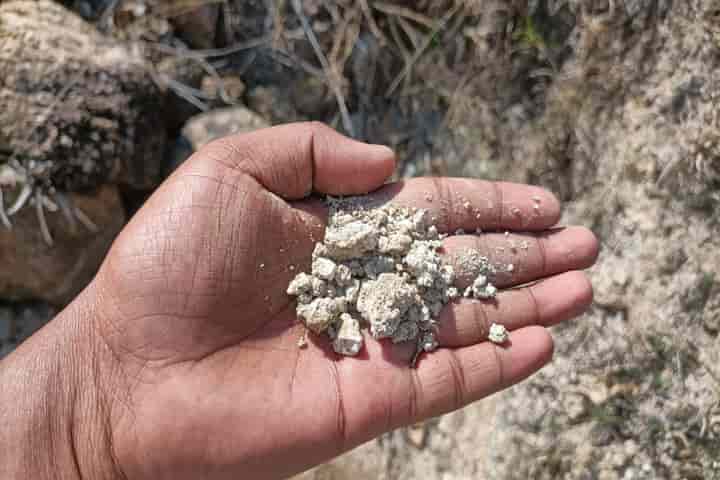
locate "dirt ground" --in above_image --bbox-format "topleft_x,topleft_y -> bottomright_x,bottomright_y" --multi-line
2,1 -> 719,478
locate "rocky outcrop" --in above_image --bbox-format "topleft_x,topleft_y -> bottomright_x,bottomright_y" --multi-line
0,0 -> 161,301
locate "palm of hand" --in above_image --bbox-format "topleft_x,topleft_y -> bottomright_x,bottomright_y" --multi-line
91,124 -> 597,480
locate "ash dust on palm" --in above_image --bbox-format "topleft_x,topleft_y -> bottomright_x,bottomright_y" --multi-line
286,196 -> 509,364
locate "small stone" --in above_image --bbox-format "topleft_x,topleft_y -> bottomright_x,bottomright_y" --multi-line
297,331 -> 308,348
311,277 -> 328,297
477,284 -> 497,299
182,107 -> 269,150
324,220 -> 379,259
332,314 -> 364,356
379,233 -> 413,255
287,273 -> 313,296
335,264 -> 353,286
357,273 -> 418,339
297,298 -> 344,333
312,257 -> 337,281
421,332 -> 438,352
488,323 -> 509,344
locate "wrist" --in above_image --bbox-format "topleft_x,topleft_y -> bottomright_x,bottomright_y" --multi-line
0,284 -> 123,480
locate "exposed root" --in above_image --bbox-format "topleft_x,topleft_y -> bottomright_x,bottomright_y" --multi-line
53,191 -> 99,235
54,191 -> 79,234
7,183 -> 32,216
34,190 -> 53,246
0,186 -> 11,229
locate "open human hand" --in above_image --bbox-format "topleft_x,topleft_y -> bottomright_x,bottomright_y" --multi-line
0,123 -> 598,480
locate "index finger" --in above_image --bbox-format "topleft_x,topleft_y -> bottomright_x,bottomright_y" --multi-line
368,178 -> 561,232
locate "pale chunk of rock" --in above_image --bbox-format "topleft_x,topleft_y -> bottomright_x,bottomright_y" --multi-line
464,272 -> 498,299
332,313 -> 364,356
324,220 -> 378,259
312,257 -> 337,280
287,272 -> 314,296
488,323 -> 509,344
297,298 -> 345,333
357,273 -> 418,339
378,233 -> 413,255
335,264 -> 353,286
476,284 -> 497,299
404,242 -> 442,287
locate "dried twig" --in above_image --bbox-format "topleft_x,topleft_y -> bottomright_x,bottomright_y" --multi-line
290,0 -> 355,137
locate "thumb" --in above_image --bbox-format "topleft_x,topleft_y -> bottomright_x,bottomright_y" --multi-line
190,122 -> 396,199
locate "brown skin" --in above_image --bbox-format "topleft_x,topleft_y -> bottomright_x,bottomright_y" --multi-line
0,123 -> 599,480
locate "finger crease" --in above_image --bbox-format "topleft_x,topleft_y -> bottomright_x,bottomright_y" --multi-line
307,128 -> 317,195
526,285 -> 543,326
536,235 -> 549,277
432,178 -> 454,231
407,368 -> 422,424
328,361 -> 348,454
492,345 -> 506,390
491,181 -> 504,229
446,350 -> 468,411
474,301 -> 491,342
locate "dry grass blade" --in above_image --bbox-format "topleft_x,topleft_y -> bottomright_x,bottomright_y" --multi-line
397,16 -> 422,49
290,0 -> 355,137
269,0 -> 288,49
388,17 -> 414,92
329,6 -> 360,75
358,0 -> 388,45
268,48 -> 326,79
147,35 -> 271,59
165,78 -> 211,111
372,1 -> 435,28
385,2 -> 463,98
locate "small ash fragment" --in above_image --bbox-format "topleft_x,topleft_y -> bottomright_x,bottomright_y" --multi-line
287,197 -> 493,365
455,249 -> 499,300
332,313 -> 363,356
488,323 -> 509,344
